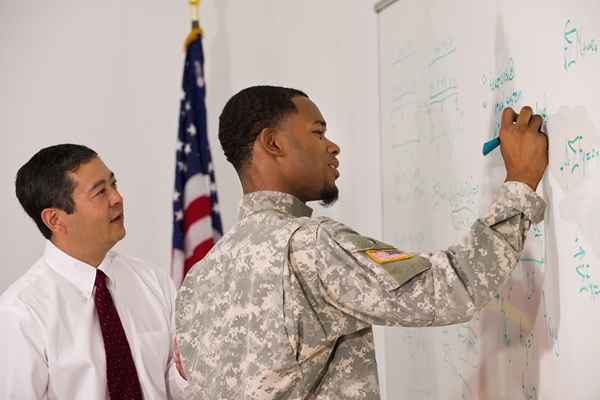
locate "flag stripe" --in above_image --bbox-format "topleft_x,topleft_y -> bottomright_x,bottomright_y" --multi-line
184,216 -> 214,258
184,238 -> 215,275
183,195 -> 212,234
184,173 -> 210,209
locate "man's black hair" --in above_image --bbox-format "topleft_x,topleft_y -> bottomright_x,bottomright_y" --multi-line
218,85 -> 308,171
15,144 -> 98,239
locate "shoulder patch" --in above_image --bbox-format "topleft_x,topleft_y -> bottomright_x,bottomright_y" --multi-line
366,248 -> 413,264
380,256 -> 432,287
335,232 -> 394,252
331,230 -> 431,288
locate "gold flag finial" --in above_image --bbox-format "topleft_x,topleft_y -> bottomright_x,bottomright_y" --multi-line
184,0 -> 202,50
189,0 -> 200,29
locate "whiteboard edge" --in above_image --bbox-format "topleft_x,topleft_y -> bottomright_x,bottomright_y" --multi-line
374,0 -> 399,13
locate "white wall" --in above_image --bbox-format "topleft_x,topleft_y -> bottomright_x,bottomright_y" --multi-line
1,0 -> 384,394
1,0 -> 189,288
199,0 -> 382,238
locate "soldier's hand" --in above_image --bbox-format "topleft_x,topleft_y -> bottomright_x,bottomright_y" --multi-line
173,336 -> 187,381
499,106 -> 548,191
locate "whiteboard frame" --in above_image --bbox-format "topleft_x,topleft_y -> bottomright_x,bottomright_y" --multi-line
374,0 -> 399,13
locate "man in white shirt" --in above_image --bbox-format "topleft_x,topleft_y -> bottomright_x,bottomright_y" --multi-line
1,144 -> 187,399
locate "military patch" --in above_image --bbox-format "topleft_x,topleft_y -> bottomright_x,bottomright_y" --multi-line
332,231 -> 431,288
380,255 -> 432,287
366,248 -> 413,264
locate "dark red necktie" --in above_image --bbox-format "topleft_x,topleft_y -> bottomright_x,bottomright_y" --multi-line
94,270 -> 144,400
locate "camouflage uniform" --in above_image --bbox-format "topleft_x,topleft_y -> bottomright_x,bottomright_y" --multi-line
176,181 -> 545,399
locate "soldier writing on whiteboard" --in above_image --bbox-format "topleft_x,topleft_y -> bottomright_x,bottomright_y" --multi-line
176,85 -> 548,399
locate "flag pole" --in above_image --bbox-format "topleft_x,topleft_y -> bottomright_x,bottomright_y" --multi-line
189,0 -> 200,29
185,0 -> 202,50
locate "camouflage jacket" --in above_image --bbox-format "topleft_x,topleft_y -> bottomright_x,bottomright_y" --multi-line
176,182 -> 545,399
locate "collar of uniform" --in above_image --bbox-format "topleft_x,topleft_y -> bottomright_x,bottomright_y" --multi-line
43,240 -> 115,300
239,191 -> 313,220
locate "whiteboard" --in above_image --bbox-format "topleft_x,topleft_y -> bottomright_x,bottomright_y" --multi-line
377,1 -> 600,399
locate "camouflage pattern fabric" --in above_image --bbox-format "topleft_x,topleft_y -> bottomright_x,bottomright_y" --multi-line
176,181 -> 545,399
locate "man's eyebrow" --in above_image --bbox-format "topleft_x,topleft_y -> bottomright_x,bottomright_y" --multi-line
89,172 -> 115,193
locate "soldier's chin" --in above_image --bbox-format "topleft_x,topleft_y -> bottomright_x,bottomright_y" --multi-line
319,184 -> 339,207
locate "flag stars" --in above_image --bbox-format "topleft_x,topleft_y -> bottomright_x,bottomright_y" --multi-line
177,162 -> 187,172
187,124 -> 197,136
185,101 -> 191,111
175,210 -> 184,221
194,61 -> 205,88
184,143 -> 192,155
173,191 -> 180,202
176,140 -> 183,152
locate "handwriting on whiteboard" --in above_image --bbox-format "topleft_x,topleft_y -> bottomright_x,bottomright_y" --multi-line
563,19 -> 599,71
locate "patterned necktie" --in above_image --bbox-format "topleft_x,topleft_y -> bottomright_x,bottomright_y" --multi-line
94,269 -> 144,400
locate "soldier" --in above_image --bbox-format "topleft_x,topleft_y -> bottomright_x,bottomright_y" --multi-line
176,86 -> 548,399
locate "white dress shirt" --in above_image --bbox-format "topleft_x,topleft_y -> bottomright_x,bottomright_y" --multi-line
0,241 -> 187,399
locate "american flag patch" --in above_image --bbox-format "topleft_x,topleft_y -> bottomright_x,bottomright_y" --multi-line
366,249 -> 413,264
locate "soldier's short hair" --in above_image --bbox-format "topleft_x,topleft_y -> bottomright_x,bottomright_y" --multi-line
218,85 -> 308,171
15,144 -> 98,239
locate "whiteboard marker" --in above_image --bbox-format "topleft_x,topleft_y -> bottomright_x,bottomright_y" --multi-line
482,137 -> 500,156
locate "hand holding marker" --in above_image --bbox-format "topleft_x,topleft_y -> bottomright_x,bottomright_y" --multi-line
483,107 -> 546,156
482,137 -> 501,155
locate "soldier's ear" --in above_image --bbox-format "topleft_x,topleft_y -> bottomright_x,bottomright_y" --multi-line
257,128 -> 286,158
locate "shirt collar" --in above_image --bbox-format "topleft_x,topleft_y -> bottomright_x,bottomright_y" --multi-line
238,191 -> 313,220
43,240 -> 114,299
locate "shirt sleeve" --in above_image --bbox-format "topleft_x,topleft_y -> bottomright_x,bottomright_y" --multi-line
164,275 -> 189,400
313,181 -> 546,328
0,304 -> 48,399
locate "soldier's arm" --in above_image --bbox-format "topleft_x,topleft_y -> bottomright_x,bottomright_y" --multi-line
313,181 -> 545,327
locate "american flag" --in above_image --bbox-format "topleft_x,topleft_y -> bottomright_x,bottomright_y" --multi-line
171,28 -> 223,288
